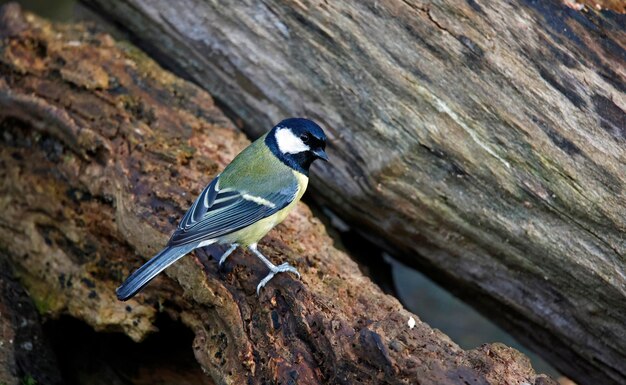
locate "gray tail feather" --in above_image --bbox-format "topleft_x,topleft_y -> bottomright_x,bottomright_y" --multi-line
116,244 -> 196,301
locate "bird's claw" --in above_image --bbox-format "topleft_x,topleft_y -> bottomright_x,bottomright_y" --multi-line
217,243 -> 238,269
256,262 -> 300,295
277,262 -> 300,278
218,255 -> 228,267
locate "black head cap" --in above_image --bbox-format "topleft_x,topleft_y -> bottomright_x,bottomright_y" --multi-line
266,118 -> 328,175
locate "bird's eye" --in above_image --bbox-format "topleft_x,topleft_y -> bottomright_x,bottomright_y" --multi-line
300,133 -> 310,143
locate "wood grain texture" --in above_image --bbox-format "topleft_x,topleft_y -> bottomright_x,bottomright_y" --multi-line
77,1 -> 626,384
0,5 -> 555,385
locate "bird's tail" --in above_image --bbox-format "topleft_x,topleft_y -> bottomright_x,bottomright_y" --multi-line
116,244 -> 196,301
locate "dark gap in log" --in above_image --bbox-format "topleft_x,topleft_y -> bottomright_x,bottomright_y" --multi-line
388,258 -> 563,378
393,254 -> 572,381
304,200 -> 397,296
44,314 -> 213,385
0,256 -> 63,385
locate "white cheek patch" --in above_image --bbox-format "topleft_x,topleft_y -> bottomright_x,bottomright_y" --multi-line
275,127 -> 310,154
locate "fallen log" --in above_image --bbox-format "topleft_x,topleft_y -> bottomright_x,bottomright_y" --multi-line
0,5 -> 555,385
77,0 -> 626,384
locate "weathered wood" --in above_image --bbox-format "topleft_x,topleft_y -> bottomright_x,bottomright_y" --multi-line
76,1 -> 625,384
0,5 -> 555,385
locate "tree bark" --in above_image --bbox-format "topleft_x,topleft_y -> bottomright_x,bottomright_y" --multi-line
76,1 -> 626,384
0,4 -> 556,385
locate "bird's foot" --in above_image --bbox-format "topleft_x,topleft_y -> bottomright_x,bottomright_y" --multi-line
218,253 -> 229,267
217,243 -> 238,268
256,262 -> 300,295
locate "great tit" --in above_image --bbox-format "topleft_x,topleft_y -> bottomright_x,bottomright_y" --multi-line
116,118 -> 328,300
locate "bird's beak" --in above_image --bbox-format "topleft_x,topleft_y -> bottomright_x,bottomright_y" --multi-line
312,148 -> 329,162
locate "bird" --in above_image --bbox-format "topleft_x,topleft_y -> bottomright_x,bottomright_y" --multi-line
116,118 -> 328,300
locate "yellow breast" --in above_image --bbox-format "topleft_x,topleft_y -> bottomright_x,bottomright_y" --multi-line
221,171 -> 308,246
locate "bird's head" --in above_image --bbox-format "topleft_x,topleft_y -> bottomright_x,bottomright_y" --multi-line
266,118 -> 328,175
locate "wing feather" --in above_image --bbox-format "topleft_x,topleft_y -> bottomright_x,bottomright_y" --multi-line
168,175 -> 298,247
178,176 -> 219,230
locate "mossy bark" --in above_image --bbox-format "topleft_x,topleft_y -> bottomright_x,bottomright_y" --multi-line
0,5 -> 555,385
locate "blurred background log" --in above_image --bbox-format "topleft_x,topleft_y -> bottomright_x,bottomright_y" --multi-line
0,4 -> 556,385
75,1 -> 625,384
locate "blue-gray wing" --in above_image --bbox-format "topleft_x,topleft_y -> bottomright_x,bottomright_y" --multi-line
167,175 -> 298,246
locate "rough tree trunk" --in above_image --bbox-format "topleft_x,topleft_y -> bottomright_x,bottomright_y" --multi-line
76,1 -> 626,384
0,5 -> 555,385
